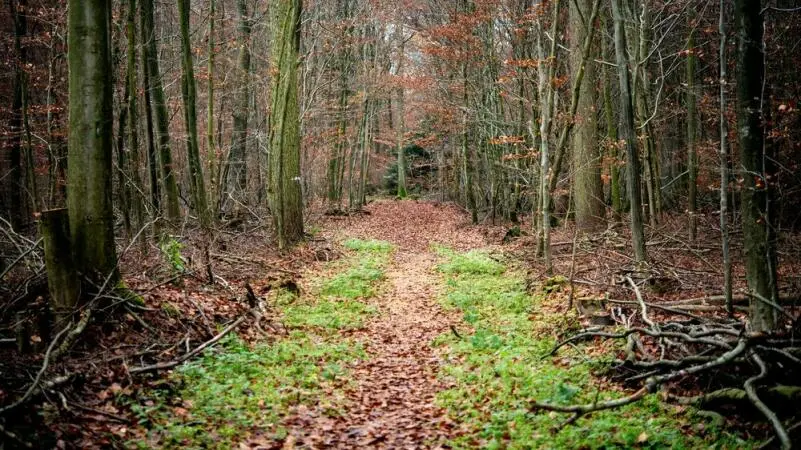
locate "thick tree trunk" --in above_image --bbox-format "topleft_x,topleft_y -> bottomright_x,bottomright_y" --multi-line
268,0 -> 304,249
735,0 -> 778,332
141,0 -> 181,222
611,0 -> 647,264
570,0 -> 604,231
222,0 -> 252,215
67,0 -> 119,284
178,0 -> 210,226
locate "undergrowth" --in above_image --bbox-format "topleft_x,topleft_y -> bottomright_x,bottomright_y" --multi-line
432,247 -> 754,449
125,238 -> 393,448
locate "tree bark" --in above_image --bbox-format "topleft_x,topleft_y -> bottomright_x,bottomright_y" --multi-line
140,0 -> 181,222
222,0 -> 252,215
268,0 -> 304,249
40,209 -> 80,325
611,0 -> 647,264
570,0 -> 604,231
735,0 -> 778,331
67,0 -> 119,284
178,0 -> 210,226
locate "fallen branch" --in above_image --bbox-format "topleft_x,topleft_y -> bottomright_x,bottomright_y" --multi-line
532,339 -> 748,423
745,353 -> 791,450
130,312 -> 249,374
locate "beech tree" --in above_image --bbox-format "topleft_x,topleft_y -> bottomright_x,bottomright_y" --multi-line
66,0 -> 118,283
268,0 -> 304,249
736,0 -> 778,332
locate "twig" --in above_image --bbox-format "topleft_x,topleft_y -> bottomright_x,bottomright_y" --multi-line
130,312 -> 249,373
626,276 -> 655,330
0,238 -> 42,281
744,353 -> 791,449
532,339 -> 748,422
124,305 -> 158,335
0,423 -> 33,448
0,323 -> 70,415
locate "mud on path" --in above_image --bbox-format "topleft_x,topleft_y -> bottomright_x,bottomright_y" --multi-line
282,200 -> 486,448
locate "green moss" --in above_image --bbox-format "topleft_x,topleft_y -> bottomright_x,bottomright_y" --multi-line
433,248 -> 754,449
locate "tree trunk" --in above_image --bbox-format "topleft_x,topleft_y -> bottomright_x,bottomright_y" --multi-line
222,0 -> 252,215
395,25 -> 407,199
67,0 -> 119,285
719,0 -> 732,313
570,0 -> 604,231
207,0 -> 217,214
40,209 -> 80,325
735,0 -> 778,332
537,0 -> 561,274
141,0 -> 181,222
178,0 -> 210,226
611,0 -> 647,264
268,0 -> 304,249
686,22 -> 698,241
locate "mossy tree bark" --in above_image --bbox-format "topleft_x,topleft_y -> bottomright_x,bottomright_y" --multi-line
735,0 -> 778,332
67,0 -> 119,284
268,0 -> 304,249
141,0 -> 181,222
178,0 -> 210,226
222,0 -> 252,215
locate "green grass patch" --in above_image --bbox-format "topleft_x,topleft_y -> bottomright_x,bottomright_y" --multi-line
125,238 -> 393,448
319,239 -> 393,300
433,248 -> 753,449
283,298 -> 377,330
127,334 -> 363,448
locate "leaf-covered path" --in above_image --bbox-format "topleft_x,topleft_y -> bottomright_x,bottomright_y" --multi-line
282,200 -> 486,448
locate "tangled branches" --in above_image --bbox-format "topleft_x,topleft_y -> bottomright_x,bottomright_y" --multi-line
533,277 -> 799,449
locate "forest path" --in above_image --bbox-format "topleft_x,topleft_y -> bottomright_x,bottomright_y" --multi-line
282,200 -> 486,449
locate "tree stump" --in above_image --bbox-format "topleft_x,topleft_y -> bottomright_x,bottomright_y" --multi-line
40,209 -> 80,325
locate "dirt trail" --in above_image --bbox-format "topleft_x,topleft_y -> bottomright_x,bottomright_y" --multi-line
282,201 -> 486,449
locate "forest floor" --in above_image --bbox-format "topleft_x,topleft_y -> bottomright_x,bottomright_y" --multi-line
2,200 -> 771,448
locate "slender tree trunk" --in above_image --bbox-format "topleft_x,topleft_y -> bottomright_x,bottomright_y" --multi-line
601,13 -> 622,218
207,0 -> 217,214
537,0 -> 561,274
611,0 -> 647,264
141,0 -> 180,221
178,0 -> 209,226
395,26 -> 407,199
141,37 -> 160,217
735,0 -> 778,332
222,0 -> 252,215
719,0 -> 732,314
268,0 -> 304,249
125,0 -> 143,234
8,0 -> 27,227
686,21 -> 698,241
67,0 -> 119,284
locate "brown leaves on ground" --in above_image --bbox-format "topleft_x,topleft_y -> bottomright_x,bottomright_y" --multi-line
280,200 -> 486,449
